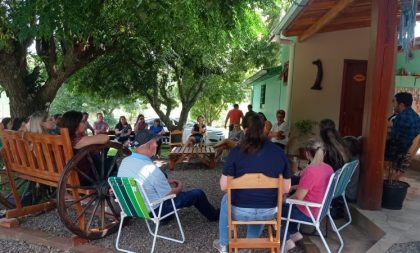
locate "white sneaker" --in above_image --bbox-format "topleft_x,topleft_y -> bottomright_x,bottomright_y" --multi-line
284,239 -> 296,252
290,232 -> 303,242
213,239 -> 228,253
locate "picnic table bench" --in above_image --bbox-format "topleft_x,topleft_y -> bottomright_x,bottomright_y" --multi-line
169,146 -> 216,170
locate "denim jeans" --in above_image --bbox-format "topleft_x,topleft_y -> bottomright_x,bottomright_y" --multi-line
155,189 -> 218,221
218,194 -> 277,246
281,203 -> 312,239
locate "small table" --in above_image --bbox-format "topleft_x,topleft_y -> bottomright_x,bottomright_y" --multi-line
169,146 -> 216,170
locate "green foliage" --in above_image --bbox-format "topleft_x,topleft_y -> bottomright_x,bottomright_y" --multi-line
68,0 -> 283,130
295,120 -> 317,137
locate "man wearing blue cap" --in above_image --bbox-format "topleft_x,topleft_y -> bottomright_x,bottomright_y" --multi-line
117,129 -> 219,221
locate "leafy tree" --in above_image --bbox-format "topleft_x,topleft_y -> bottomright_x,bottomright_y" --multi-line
50,84 -> 145,127
69,0 -> 283,130
0,0 -> 141,117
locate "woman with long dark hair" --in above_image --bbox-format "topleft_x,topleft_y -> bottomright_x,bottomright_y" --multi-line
61,110 -> 109,149
319,119 -> 350,171
213,114 -> 291,252
114,116 -> 132,144
134,114 -> 147,133
258,112 -> 272,137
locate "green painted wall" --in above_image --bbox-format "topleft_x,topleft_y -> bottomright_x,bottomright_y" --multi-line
250,45 -> 290,123
395,75 -> 420,88
396,49 -> 420,75
251,74 -> 288,123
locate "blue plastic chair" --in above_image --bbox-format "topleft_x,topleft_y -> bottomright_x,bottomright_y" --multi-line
332,160 -> 359,232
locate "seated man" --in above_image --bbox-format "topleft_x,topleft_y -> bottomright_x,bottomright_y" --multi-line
118,129 -> 219,221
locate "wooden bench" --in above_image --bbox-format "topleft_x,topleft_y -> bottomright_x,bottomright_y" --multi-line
0,128 -> 128,240
0,128 -> 74,221
169,146 -> 216,170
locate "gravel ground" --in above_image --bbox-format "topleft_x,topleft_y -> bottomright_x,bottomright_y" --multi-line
5,158 -> 303,253
0,239 -> 69,253
387,241 -> 420,253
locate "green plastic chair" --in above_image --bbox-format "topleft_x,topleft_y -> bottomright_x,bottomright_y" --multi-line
108,177 -> 185,253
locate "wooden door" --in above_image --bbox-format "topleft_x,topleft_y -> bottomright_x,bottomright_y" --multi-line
339,60 -> 368,137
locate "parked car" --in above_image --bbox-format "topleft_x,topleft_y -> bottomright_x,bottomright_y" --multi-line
144,118 -> 170,144
178,119 -> 225,146
145,118 -> 225,146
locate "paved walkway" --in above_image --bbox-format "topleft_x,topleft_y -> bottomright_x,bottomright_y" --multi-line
363,169 -> 420,253
307,168 -> 420,253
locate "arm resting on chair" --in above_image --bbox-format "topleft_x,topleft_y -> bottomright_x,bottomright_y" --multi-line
150,194 -> 177,206
286,198 -> 322,208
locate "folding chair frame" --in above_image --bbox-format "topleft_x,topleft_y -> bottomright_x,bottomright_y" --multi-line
281,169 -> 344,253
109,177 -> 185,253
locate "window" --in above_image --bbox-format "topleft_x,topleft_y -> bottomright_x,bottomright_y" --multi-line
260,84 -> 266,108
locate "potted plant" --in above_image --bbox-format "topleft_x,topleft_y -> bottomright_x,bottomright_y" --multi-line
382,138 -> 411,210
294,120 -> 317,159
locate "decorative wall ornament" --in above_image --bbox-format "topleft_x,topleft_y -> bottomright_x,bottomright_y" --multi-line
311,59 -> 323,90
353,74 -> 366,82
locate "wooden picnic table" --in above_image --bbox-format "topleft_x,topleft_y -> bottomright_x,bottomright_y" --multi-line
169,146 -> 216,170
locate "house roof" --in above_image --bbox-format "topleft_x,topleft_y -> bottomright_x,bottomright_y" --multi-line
242,66 -> 282,85
271,0 -> 420,42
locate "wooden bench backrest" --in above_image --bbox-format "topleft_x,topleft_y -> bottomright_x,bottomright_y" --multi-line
1,128 -> 74,186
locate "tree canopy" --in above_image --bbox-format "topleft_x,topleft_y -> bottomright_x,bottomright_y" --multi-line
68,0 -> 284,130
0,0 -> 141,117
1,0 -> 289,122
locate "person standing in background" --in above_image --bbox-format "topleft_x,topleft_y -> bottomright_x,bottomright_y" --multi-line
224,104 -> 244,132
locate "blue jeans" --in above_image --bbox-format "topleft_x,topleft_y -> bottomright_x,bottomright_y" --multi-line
156,189 -> 218,221
218,194 -> 277,246
281,203 -> 312,239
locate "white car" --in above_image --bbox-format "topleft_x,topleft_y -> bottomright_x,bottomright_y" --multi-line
180,120 -> 225,146
145,118 -> 225,146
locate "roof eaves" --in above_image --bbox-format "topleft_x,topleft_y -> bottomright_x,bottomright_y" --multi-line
269,0 -> 309,37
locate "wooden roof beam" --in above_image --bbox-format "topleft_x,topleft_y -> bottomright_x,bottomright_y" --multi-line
298,0 -> 355,42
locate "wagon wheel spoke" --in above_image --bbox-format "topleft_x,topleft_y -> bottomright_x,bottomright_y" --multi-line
100,149 -> 106,179
105,198 -> 119,218
106,154 -> 119,178
70,197 -> 97,226
65,192 -> 95,207
86,153 -> 100,181
73,167 -> 96,185
100,199 -> 105,230
66,185 -> 96,190
86,199 -> 101,231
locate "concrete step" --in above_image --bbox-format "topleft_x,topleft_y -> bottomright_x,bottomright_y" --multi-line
303,205 -> 382,253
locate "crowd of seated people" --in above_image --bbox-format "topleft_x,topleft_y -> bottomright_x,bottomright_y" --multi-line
0,105 -> 366,252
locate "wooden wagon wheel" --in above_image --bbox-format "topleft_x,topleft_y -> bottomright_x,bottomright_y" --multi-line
57,142 -> 131,240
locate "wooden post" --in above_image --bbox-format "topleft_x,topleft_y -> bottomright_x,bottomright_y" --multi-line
358,0 -> 398,209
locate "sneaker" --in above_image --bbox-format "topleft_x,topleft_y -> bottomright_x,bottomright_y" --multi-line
213,239 -> 228,253
290,232 -> 303,243
284,239 -> 296,252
